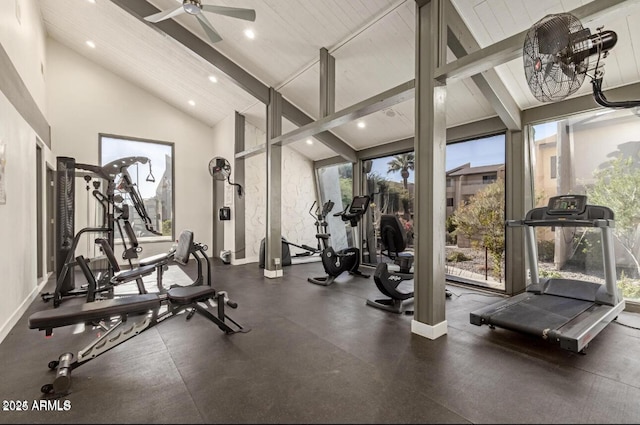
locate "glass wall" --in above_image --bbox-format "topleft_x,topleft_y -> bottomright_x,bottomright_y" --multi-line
316,163 -> 353,252
445,134 -> 506,290
362,151 -> 415,266
529,108 -> 640,303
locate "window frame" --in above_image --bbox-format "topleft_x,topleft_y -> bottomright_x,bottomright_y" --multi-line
98,133 -> 175,243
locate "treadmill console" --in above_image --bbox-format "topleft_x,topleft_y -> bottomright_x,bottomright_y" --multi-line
546,195 -> 588,216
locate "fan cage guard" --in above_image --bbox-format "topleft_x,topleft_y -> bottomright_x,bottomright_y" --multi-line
523,13 -> 589,103
209,157 -> 231,181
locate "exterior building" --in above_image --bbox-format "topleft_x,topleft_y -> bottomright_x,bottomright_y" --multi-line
445,162 -> 506,220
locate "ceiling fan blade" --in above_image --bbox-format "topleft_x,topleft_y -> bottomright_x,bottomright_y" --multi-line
196,13 -> 223,44
201,5 -> 256,21
144,5 -> 185,23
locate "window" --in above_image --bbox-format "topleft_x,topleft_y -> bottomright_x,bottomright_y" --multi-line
446,178 -> 453,187
446,134 -> 506,290
362,151 -> 415,266
483,174 -> 497,184
100,134 -> 174,242
316,162 -> 353,252
530,109 -> 640,303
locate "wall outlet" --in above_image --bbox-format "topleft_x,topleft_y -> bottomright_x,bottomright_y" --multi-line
274,257 -> 281,266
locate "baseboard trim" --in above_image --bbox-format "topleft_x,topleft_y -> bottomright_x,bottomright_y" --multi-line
411,319 -> 448,340
0,275 -> 49,344
264,269 -> 283,279
231,257 -> 255,266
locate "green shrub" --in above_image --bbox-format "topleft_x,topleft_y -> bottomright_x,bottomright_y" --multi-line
447,251 -> 471,262
539,269 -> 562,279
618,271 -> 640,299
537,240 -> 554,262
162,219 -> 172,236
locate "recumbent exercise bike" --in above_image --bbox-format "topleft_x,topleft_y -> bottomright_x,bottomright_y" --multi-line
308,195 -> 371,286
366,214 -> 451,314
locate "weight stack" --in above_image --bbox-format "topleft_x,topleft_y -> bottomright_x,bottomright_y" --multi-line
55,157 -> 75,294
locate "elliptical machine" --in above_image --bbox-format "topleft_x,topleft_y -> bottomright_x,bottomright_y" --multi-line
308,195 -> 371,286
282,200 -> 336,259
259,200 -> 335,268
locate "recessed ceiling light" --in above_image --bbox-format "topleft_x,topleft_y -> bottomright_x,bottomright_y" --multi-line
357,121 -> 366,129
87,0 -> 95,3
188,100 -> 196,106
244,29 -> 255,39
86,40 -> 96,48
306,139 -> 313,145
208,75 -> 218,83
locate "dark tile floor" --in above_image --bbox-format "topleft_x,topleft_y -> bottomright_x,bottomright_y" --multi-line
2,259 -> 640,424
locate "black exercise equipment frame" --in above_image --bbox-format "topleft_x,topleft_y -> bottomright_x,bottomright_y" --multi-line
367,214 -> 450,314
308,195 -> 371,286
43,156 -> 162,307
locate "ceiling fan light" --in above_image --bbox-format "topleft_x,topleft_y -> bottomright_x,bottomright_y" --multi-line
244,29 -> 255,39
183,0 -> 202,15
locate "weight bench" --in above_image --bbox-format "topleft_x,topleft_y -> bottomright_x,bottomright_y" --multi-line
29,285 -> 249,397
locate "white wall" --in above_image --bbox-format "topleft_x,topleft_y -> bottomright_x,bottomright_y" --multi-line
46,38 -> 218,260
242,121 -> 317,264
0,0 -> 52,343
0,0 -> 47,112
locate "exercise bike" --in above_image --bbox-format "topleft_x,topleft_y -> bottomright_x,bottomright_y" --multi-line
366,214 -> 450,314
308,195 -> 371,286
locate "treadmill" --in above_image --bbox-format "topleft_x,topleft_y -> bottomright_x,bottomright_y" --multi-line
470,195 -> 625,354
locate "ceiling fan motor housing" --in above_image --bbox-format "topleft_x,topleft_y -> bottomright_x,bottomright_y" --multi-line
183,0 -> 202,15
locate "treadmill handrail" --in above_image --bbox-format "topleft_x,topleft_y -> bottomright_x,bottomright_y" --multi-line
507,218 -> 614,228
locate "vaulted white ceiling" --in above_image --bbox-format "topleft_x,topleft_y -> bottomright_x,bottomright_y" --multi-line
37,0 -> 640,161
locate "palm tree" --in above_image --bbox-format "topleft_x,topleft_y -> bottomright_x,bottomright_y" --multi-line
387,153 -> 415,218
387,153 -> 414,190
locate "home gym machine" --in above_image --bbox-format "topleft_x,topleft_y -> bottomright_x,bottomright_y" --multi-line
366,214 -> 451,314
94,229 -> 210,295
29,252 -> 250,397
308,195 -> 371,286
42,156 -> 162,307
470,195 -> 626,354
259,200 -> 335,268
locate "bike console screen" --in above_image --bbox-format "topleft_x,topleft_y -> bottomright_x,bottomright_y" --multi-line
349,195 -> 370,214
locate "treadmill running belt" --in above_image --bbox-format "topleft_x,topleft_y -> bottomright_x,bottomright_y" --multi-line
488,295 -> 594,336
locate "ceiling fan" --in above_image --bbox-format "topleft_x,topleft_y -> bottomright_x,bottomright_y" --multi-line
144,0 -> 256,44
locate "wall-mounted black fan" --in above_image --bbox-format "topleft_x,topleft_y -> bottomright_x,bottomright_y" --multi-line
208,157 -> 243,197
523,12 -> 640,108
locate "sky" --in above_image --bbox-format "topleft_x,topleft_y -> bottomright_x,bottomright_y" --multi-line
101,137 -> 171,199
368,133 -> 507,184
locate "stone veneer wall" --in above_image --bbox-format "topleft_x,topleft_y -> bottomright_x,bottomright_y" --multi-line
243,122 -> 317,263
